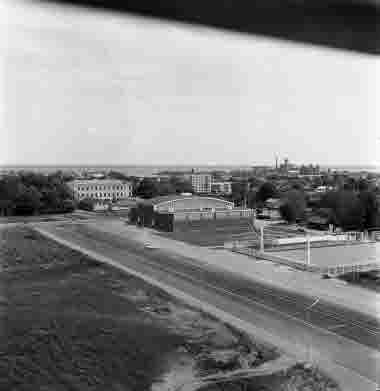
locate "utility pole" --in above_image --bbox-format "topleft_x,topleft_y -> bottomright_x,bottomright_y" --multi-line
306,234 -> 311,266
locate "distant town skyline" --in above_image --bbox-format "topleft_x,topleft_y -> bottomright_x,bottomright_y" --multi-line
2,0 -> 379,168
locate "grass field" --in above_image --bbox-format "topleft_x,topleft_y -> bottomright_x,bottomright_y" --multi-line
0,226 -> 341,391
0,227 -> 275,390
0,227 -> 188,390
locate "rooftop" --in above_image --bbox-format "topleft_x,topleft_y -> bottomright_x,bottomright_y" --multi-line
141,194 -> 233,206
67,179 -> 129,185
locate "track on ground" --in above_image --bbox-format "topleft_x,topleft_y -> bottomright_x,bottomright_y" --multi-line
44,223 -> 380,352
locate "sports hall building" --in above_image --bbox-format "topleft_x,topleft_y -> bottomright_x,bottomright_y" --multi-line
130,194 -> 254,232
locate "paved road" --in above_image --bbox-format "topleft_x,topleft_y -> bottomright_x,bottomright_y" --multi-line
34,222 -> 380,389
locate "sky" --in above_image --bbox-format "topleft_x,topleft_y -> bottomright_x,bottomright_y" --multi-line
1,0 -> 379,167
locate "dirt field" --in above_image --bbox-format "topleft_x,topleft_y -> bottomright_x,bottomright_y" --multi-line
0,226 -> 341,391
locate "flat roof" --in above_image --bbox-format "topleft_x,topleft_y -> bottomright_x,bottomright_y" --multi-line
274,242 -> 380,268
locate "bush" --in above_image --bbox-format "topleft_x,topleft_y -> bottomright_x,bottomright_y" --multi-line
256,182 -> 278,203
62,199 -> 77,213
78,198 -> 95,212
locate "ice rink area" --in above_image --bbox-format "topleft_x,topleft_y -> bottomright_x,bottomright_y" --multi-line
274,242 -> 380,268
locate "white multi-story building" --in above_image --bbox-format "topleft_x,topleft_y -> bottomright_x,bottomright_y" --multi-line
68,179 -> 132,201
190,174 -> 212,193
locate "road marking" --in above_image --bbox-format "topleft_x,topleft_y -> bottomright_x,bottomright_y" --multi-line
305,298 -> 321,311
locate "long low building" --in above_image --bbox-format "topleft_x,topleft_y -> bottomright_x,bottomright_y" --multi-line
130,194 -> 254,231
67,179 -> 132,201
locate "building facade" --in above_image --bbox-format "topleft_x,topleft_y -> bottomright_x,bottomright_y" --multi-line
68,179 -> 132,201
190,174 -> 212,193
130,195 -> 254,231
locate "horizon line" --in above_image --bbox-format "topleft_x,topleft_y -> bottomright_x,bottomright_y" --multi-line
0,163 -> 379,168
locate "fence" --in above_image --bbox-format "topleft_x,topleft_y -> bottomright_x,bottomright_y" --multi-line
230,245 -> 380,276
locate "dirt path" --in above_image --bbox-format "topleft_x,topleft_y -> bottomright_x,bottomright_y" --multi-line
176,355 -> 296,391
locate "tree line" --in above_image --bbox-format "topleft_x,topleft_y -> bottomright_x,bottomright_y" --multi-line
0,172 -> 76,216
278,187 -> 380,230
134,177 -> 193,199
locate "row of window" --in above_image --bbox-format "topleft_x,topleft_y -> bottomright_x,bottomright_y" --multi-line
76,185 -> 127,191
79,192 -> 128,198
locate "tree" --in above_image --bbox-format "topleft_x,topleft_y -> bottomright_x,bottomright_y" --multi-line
62,199 -> 77,213
359,190 -> 380,229
169,176 -> 193,194
279,190 -> 306,223
128,206 -> 139,224
246,190 -> 257,209
343,177 -> 357,191
14,186 -> 42,215
358,178 -> 370,192
291,180 -> 305,191
256,182 -> 278,203
41,188 -> 61,211
320,190 -> 364,230
157,181 -> 176,196
78,198 -> 95,211
0,172 -> 76,216
231,181 -> 248,206
248,176 -> 263,188
108,171 -> 129,181
135,178 -> 160,199
280,202 -> 298,223
0,199 -> 14,216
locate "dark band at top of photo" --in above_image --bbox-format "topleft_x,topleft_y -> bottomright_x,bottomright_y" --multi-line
39,0 -> 380,54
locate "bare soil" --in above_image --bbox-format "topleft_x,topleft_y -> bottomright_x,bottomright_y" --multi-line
199,363 -> 341,391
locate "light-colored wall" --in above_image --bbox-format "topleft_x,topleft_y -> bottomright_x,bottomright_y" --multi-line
190,174 -> 212,193
68,180 -> 132,201
155,197 -> 234,212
